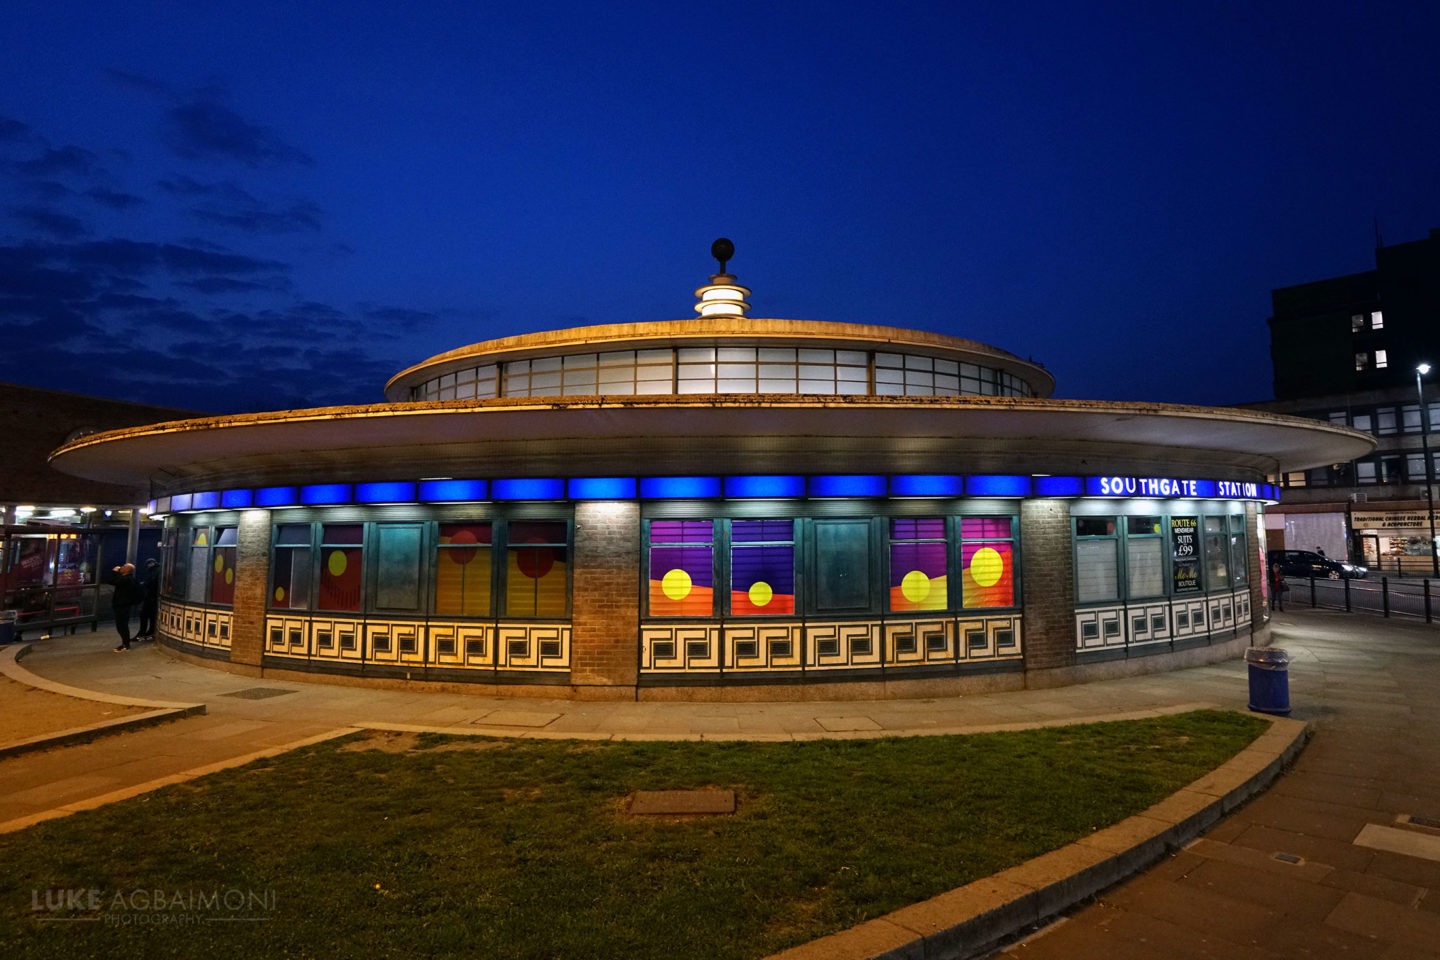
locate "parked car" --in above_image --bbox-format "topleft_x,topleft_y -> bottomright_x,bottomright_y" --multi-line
1267,549 -> 1369,580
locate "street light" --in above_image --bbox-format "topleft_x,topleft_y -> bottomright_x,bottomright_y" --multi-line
1417,363 -> 1439,577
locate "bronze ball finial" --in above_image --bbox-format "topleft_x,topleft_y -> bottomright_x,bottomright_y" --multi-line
711,237 -> 734,275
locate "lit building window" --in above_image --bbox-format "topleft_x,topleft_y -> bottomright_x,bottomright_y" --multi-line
1355,352 -> 1369,372
1351,314 -> 1366,332
1371,310 -> 1384,330
1376,350 -> 1388,369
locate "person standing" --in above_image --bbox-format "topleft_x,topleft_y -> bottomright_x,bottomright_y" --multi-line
1268,561 -> 1286,612
136,558 -> 160,640
107,563 -> 145,651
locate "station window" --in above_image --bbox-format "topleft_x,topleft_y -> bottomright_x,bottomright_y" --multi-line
648,520 -> 715,617
890,518 -> 948,612
1074,516 -> 1119,603
1202,517 -> 1229,589
1125,516 -> 1165,599
730,520 -> 796,616
210,528 -> 237,606
505,521 -> 569,617
271,524 -> 313,610
318,524 -> 364,612
435,522 -> 493,616
961,517 -> 1015,608
1376,350 -> 1389,369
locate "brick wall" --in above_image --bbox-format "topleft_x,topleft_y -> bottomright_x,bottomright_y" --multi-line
1019,499 -> 1076,671
229,510 -> 271,667
569,502 -> 640,688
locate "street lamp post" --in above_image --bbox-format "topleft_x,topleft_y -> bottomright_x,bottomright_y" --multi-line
1417,363 -> 1439,577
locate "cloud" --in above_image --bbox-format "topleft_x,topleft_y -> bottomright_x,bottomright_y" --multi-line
162,95 -> 313,168
15,145 -> 101,178
8,206 -> 88,239
159,175 -> 322,233
176,275 -> 281,295
0,114 -> 31,142
85,187 -> 145,210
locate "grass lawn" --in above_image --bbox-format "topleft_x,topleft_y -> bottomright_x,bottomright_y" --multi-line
0,709 -> 1268,960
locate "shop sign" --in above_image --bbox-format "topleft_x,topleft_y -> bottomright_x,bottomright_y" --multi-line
1351,511 -> 1434,530
1170,516 -> 1200,592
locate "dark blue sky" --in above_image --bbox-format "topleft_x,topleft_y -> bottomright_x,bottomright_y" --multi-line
3,1 -> 1437,413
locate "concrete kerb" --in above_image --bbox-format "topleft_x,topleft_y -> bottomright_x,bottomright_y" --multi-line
0,641 -> 207,759
764,714 -> 1310,960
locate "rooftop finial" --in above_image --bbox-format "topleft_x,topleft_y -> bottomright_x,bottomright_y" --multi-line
695,237 -> 751,317
711,237 -> 734,276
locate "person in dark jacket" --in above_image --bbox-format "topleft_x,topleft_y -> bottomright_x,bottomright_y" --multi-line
136,558 -> 160,640
108,563 -> 145,651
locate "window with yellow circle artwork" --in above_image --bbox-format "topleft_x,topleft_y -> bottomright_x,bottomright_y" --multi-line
730,520 -> 794,616
961,517 -> 1014,608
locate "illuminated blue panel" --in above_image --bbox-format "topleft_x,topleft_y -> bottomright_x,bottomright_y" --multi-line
255,486 -> 299,507
639,476 -> 722,499
220,489 -> 253,509
419,478 -> 488,502
191,491 -> 221,510
301,483 -> 352,505
1033,475 -> 1083,497
889,474 -> 963,498
170,493 -> 194,511
1191,480 -> 1218,498
568,477 -> 637,500
356,481 -> 417,503
724,475 -> 805,499
965,475 -> 1031,497
492,478 -> 564,501
809,474 -> 886,498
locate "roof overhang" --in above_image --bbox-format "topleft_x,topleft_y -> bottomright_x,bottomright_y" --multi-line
49,396 -> 1375,497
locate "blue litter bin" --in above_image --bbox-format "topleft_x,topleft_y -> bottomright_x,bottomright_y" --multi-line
1246,647 -> 1290,715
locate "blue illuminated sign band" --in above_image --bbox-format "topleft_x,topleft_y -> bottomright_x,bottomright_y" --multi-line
154,473 -> 1279,512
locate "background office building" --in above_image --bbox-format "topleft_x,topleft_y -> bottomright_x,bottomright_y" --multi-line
1258,229 -> 1440,573
50,248 -> 1369,699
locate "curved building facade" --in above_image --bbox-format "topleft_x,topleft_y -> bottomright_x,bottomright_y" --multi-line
51,249 -> 1373,700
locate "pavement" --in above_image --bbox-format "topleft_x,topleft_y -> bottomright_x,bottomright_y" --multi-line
1,607 -> 1438,959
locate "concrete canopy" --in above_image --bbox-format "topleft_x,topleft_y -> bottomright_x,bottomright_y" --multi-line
50,394 -> 1374,496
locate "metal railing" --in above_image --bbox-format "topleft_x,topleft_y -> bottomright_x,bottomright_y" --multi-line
1282,575 -> 1435,623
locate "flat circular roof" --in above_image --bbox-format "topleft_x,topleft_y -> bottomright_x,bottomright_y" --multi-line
51,395 -> 1374,494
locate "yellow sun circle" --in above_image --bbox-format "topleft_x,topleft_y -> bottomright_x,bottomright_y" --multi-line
661,568 -> 693,600
328,550 -> 348,577
970,547 -> 1004,587
900,569 -> 931,603
748,581 -> 773,607
225,568 -> 234,585
214,554 -> 225,572
274,586 -> 286,603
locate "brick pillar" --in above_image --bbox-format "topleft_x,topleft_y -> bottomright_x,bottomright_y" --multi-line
1247,502 -> 1265,625
1019,499 -> 1075,672
569,501 -> 640,691
229,510 -> 271,668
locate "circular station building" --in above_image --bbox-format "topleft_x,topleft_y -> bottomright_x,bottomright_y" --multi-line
50,246 -> 1372,700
